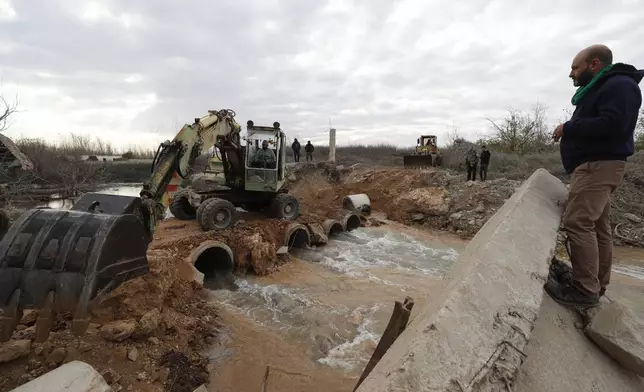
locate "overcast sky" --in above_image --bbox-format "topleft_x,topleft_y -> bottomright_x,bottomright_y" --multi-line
0,0 -> 643,150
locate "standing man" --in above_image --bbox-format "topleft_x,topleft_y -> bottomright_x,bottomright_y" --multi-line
305,140 -> 314,161
465,146 -> 478,181
479,145 -> 491,181
291,138 -> 301,162
548,44 -> 643,307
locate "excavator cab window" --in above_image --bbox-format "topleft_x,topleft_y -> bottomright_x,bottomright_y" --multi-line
245,136 -> 279,184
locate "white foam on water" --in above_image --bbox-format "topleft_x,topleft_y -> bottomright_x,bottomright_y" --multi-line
613,264 -> 644,280
207,226 -> 463,374
317,304 -> 382,371
315,228 -> 460,280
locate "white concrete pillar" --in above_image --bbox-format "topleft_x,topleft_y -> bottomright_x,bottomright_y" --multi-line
329,128 -> 336,163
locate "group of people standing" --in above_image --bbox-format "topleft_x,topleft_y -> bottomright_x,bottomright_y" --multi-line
465,145 -> 491,181
291,138 -> 315,162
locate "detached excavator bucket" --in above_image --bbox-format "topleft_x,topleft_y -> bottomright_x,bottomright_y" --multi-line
403,154 -> 434,168
0,193 -> 150,342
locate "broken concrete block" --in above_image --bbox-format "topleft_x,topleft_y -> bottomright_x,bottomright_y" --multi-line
585,301 -> 644,377
0,340 -> 31,363
10,361 -> 110,392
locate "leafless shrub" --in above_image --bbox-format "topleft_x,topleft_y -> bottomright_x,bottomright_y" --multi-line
11,138 -> 108,196
486,103 -> 554,155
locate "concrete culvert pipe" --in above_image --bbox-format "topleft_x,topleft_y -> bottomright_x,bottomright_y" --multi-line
322,219 -> 344,237
342,211 -> 362,231
189,241 -> 235,290
343,193 -> 372,215
284,223 -> 311,249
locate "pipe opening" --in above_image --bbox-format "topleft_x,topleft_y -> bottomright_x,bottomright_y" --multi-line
286,226 -> 311,249
345,214 -> 361,231
328,222 -> 343,236
193,245 -> 236,290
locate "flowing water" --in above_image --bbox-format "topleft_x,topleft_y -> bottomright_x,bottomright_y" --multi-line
206,224 -> 466,391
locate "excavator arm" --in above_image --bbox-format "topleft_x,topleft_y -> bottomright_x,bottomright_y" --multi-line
0,109 -> 241,342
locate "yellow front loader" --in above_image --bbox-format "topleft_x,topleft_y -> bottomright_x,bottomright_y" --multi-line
402,135 -> 443,168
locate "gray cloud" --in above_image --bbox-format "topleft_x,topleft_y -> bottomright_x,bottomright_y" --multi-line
0,0 -> 643,150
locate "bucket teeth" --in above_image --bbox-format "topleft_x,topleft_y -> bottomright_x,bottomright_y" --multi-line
35,291 -> 55,343
0,206 -> 150,342
72,304 -> 90,337
0,289 -> 23,342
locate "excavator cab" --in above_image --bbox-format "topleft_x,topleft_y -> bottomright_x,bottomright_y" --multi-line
244,121 -> 286,191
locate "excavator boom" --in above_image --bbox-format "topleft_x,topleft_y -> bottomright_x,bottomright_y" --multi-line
0,109 -> 241,342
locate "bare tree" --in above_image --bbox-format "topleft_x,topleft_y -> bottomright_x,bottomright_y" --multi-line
486,103 -> 552,155
0,93 -> 18,132
445,122 -> 465,146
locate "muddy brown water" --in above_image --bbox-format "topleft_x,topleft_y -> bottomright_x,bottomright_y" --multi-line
205,223 -> 466,391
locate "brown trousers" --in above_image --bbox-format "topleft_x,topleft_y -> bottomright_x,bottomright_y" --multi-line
563,160 -> 626,296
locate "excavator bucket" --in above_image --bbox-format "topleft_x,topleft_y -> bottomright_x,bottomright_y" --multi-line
403,154 -> 435,168
0,193 -> 150,342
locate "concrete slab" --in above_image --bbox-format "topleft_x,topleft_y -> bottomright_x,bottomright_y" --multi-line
515,295 -> 644,392
585,300 -> 644,377
356,169 -> 567,392
10,360 -> 110,392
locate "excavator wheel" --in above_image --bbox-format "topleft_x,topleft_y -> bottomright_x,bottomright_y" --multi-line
169,189 -> 196,220
197,198 -> 237,231
0,209 -> 10,241
0,193 -> 150,342
270,194 -> 300,220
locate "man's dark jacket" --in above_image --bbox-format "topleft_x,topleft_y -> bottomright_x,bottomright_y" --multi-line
480,149 -> 491,165
292,141 -> 300,152
560,63 -> 643,174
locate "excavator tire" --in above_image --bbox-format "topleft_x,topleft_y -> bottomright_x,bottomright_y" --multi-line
0,194 -> 150,342
169,189 -> 196,220
0,209 -> 150,342
0,209 -> 10,241
197,198 -> 237,231
270,194 -> 300,220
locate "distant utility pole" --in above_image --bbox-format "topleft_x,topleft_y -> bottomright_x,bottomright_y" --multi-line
328,117 -> 336,163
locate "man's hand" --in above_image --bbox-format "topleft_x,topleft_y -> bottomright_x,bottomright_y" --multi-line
552,124 -> 565,142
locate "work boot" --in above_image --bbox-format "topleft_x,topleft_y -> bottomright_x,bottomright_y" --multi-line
544,279 -> 599,308
548,258 -> 607,298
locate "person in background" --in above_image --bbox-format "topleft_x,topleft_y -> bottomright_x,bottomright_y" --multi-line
479,145 -> 491,181
291,138 -> 301,162
305,141 -> 314,161
547,44 -> 643,307
465,146 -> 478,181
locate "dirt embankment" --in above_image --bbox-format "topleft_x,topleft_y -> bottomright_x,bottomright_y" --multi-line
287,162 -> 644,245
288,163 -> 519,238
0,222 -> 225,392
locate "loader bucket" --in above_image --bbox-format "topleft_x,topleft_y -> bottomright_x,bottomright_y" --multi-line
0,193 -> 150,342
403,154 -> 434,168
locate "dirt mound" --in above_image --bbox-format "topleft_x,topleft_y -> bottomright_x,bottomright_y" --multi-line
0,219 -> 223,392
288,165 -> 519,238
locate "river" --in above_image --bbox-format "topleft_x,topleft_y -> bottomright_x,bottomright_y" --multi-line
39,184 -> 644,391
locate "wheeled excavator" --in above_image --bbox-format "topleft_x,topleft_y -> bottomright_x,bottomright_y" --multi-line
0,109 -> 300,342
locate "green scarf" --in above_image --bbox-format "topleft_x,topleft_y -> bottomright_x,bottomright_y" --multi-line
571,64 -> 614,106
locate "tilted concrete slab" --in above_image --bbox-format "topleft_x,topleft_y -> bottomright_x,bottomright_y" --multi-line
356,169 -> 567,392
515,295 -> 644,391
